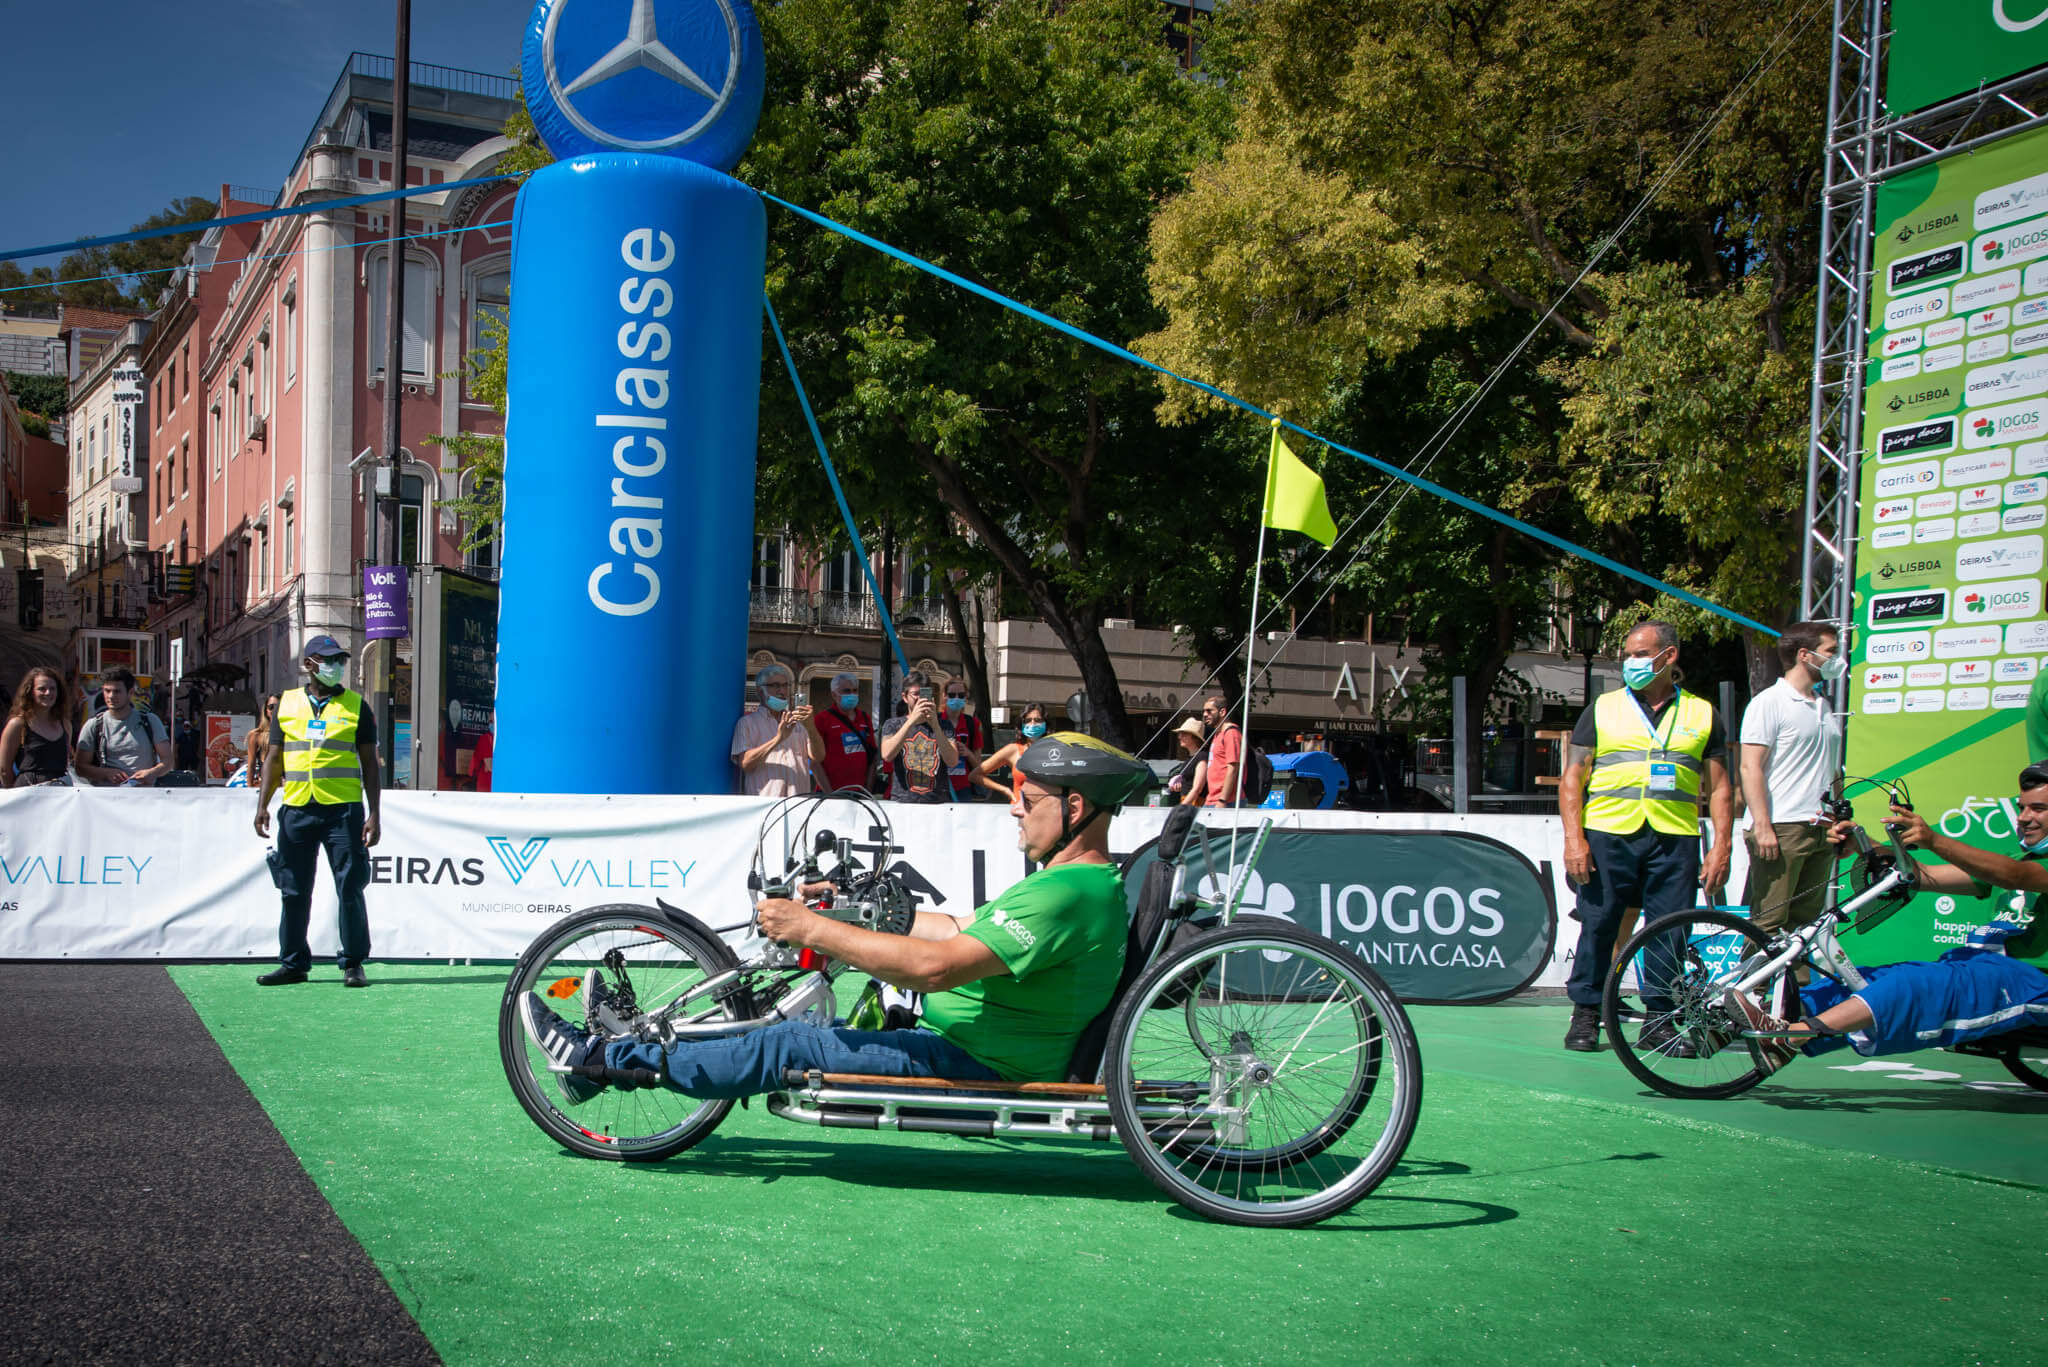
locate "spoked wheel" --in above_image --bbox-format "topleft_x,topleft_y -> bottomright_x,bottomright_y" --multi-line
2002,1045 -> 2048,1093
500,905 -> 741,1161
1104,921 -> 1421,1228
1604,909 -> 1804,1100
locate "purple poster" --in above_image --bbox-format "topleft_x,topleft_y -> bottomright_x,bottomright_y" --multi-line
364,565 -> 410,640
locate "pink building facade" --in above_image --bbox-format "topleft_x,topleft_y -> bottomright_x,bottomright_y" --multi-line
140,56 -> 517,711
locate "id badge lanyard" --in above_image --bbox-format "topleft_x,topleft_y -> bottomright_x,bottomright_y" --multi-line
1629,688 -> 1685,797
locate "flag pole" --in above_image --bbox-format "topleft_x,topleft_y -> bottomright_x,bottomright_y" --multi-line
1228,422 -> 1277,893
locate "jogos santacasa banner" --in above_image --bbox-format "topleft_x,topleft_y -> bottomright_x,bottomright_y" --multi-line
1854,124 -> 2048,962
0,788 -> 1561,1000
1888,0 -> 2048,116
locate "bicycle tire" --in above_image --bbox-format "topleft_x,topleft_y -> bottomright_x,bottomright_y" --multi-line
500,904 -> 741,1161
2001,1044 -> 2048,1093
1604,908 -> 1802,1100
1104,921 -> 1421,1228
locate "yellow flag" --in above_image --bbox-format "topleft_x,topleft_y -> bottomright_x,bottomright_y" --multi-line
1262,426 -> 1337,546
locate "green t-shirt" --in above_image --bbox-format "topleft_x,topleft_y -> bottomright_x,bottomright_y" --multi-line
2029,670 -> 2048,765
920,861 -> 1128,1082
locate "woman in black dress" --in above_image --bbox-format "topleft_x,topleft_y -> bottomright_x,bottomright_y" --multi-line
0,666 -> 77,787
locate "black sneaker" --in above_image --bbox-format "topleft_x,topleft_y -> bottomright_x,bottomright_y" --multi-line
520,992 -> 605,1105
343,966 -> 369,988
257,967 -> 308,986
1563,1003 -> 1601,1052
1636,1017 -> 1698,1059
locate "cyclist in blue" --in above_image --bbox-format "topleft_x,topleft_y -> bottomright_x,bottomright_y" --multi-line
1728,764 -> 2048,1070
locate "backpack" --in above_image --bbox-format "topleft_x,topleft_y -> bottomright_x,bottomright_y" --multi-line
1241,742 -> 1275,806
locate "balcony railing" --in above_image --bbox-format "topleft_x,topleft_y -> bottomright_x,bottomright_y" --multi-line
749,589 -> 955,636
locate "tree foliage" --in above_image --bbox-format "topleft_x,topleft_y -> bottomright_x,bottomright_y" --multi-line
746,0 -> 1239,746
1142,0 -> 1829,705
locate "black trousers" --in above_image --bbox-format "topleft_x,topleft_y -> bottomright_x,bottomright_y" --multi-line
1565,826 -> 1700,1008
275,801 -> 371,972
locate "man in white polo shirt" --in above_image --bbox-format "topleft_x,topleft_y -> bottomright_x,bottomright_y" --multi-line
1739,620 -> 1846,936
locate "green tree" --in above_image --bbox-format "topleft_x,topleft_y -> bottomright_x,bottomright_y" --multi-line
747,0 -> 1236,746
1142,0 -> 1828,693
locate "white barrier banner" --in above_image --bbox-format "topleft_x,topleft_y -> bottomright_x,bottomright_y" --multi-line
0,788 -> 1742,993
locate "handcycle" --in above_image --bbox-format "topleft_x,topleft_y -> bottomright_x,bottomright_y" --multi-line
498,792 -> 1423,1227
1602,787 -> 2048,1099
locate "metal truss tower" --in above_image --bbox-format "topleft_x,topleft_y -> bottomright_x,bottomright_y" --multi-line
1801,0 -> 2048,627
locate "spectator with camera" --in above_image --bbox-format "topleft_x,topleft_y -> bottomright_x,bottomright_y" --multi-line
878,670 -> 959,803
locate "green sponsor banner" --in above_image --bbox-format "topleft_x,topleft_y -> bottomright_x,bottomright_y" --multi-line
1854,124 -> 2048,961
1121,827 -> 1555,1004
1889,0 -> 2048,115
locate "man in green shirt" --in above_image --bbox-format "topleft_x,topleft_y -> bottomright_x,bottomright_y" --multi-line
521,734 -> 1151,1098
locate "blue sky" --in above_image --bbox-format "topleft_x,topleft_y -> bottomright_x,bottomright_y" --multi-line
1,0 -> 530,268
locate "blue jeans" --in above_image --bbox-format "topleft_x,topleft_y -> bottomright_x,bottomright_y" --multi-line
605,1021 -> 1001,1099
274,800 -> 370,972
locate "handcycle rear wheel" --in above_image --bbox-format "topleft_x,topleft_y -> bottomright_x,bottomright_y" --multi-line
499,905 -> 741,1161
2002,1043 -> 2048,1092
1605,909 -> 1804,1100
1104,921 -> 1421,1228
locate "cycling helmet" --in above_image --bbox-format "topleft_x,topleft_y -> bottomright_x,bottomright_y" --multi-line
1013,732 -> 1152,856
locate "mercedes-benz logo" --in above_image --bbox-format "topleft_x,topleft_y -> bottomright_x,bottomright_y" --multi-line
542,0 -> 741,151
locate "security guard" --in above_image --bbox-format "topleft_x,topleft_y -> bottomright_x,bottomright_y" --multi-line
253,634 -> 382,987
1558,620 -> 1732,1053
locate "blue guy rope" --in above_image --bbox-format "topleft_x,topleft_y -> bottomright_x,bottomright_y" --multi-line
763,294 -> 914,681
0,172 -> 522,264
758,190 -> 1781,640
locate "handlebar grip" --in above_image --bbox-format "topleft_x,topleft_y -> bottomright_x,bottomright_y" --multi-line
570,1063 -> 663,1090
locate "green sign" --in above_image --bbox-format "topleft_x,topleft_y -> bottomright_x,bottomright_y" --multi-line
1121,827 -> 1555,1004
1889,0 -> 2048,115
1853,124 -> 2048,960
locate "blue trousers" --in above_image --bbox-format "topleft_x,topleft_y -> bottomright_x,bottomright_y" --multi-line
274,800 -> 371,972
605,1020 -> 1001,1099
1567,826 -> 1701,1008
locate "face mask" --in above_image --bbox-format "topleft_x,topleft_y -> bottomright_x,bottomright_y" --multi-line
314,660 -> 346,687
2023,834 -> 2048,855
764,695 -> 788,712
946,696 -> 966,712
1021,722 -> 1047,740
1620,654 -> 1663,691
838,692 -> 860,710
1807,652 -> 1848,684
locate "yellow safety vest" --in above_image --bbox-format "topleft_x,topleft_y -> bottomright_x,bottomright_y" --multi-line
1582,687 -> 1714,837
278,688 -> 365,806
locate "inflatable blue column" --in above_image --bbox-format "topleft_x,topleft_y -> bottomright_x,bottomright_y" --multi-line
495,0 -> 767,795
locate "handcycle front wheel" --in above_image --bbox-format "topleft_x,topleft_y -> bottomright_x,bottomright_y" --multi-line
499,904 -> 741,1161
1104,920 -> 1421,1228
1605,908 -> 1804,1100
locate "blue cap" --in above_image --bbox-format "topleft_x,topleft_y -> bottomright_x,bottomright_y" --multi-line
302,634 -> 348,660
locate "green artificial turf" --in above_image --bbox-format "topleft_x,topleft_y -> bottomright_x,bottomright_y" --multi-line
173,964 -> 2048,1367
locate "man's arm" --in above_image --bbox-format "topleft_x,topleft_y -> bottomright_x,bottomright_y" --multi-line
878,718 -> 909,763
1740,743 -> 1777,857
1700,756 -> 1734,896
756,897 -> 1003,992
73,719 -> 118,786
140,721 -> 174,782
1891,804 -> 2048,894
1558,744 -> 1594,882
736,713 -> 797,772
935,723 -> 959,768
356,731 -> 381,847
253,748 -> 284,836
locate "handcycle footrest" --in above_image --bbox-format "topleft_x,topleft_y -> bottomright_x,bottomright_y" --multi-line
570,1063 -> 663,1089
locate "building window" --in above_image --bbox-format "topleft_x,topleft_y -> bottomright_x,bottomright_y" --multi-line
753,535 -> 786,590
397,472 -> 426,565
181,343 -> 189,395
210,400 -> 223,477
180,439 -> 190,499
822,548 -> 865,595
282,504 -> 295,575
283,284 -> 298,385
465,263 -> 510,399
368,251 -> 435,380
